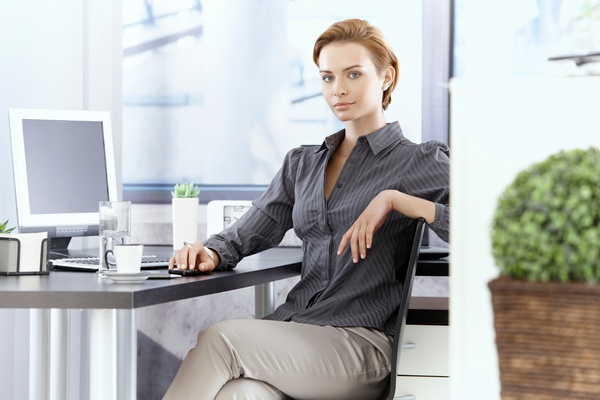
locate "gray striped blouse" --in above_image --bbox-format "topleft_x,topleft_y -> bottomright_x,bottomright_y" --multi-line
204,121 -> 450,335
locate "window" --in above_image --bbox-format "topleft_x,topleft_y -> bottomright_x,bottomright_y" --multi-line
122,0 -> 451,203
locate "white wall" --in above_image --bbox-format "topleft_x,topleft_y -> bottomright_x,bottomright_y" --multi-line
450,76 -> 600,399
0,1 -> 121,398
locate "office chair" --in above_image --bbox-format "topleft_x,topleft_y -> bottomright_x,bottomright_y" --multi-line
226,218 -> 426,400
378,217 -> 426,400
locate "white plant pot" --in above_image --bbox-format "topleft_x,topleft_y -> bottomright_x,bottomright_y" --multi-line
172,197 -> 199,250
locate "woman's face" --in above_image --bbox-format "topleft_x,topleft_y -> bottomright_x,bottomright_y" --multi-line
318,42 -> 392,124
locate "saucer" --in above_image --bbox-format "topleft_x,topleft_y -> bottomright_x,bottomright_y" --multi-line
103,271 -> 150,284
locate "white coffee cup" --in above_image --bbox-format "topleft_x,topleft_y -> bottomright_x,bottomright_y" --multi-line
105,244 -> 143,273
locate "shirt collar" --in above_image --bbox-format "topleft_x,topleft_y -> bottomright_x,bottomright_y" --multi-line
317,122 -> 405,155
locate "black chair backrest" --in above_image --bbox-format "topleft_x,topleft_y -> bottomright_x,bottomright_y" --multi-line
379,217 -> 426,400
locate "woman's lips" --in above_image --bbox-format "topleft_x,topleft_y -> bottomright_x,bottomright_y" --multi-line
334,102 -> 353,111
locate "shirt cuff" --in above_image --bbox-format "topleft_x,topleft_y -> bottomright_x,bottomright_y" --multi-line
428,203 -> 449,243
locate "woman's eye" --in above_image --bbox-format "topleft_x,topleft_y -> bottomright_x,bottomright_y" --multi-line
348,72 -> 360,79
322,75 -> 333,82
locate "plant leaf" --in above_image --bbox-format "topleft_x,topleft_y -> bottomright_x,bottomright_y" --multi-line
0,219 -> 16,234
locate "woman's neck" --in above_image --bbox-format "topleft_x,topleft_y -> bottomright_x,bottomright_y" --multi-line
343,114 -> 387,144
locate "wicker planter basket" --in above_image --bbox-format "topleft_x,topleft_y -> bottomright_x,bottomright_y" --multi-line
489,277 -> 600,400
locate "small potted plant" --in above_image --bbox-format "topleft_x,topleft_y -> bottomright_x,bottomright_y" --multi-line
0,219 -> 16,274
489,147 -> 600,399
171,182 -> 200,250
0,220 -> 16,234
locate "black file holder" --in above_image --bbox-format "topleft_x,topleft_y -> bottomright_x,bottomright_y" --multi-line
0,236 -> 50,276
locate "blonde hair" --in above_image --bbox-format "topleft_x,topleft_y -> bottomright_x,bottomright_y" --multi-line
313,19 -> 399,110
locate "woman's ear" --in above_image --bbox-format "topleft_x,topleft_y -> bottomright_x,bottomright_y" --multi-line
382,65 -> 395,90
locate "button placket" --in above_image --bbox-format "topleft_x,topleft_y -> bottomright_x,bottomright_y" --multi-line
334,144 -> 364,194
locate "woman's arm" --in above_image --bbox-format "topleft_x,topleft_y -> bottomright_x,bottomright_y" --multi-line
336,190 -> 435,264
338,140 -> 450,263
170,147 -> 304,273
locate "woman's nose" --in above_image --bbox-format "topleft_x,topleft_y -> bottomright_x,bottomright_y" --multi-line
334,82 -> 347,97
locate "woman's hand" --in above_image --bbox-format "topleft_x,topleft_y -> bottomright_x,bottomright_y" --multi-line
169,242 -> 219,273
337,190 -> 394,263
337,189 -> 436,263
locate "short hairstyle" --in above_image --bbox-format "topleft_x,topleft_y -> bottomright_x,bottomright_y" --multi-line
313,19 -> 399,110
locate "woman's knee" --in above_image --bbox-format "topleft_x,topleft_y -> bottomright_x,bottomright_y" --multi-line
215,378 -> 288,400
193,319 -> 250,369
199,319 -> 245,345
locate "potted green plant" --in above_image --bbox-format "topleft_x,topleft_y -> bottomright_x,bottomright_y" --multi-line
0,220 -> 16,234
0,219 -> 17,274
489,147 -> 600,399
172,182 -> 201,199
171,182 -> 200,250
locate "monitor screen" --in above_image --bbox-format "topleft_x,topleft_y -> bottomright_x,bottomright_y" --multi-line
9,108 -> 118,251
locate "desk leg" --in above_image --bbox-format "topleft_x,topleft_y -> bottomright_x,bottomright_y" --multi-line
89,309 -> 117,400
49,309 -> 68,400
29,310 -> 70,400
255,282 -> 275,319
117,309 -> 136,400
30,309 -> 50,400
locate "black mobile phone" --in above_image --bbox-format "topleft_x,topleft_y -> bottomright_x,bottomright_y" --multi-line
169,268 -> 203,276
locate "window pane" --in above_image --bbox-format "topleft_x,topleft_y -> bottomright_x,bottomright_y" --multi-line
122,0 -> 428,189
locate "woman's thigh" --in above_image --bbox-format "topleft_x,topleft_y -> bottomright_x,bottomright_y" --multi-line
207,320 -> 392,399
165,319 -> 392,400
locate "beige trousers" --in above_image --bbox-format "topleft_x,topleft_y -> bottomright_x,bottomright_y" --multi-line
163,319 -> 393,400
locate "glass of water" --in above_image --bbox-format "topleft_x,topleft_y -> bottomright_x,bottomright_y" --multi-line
99,201 -> 131,273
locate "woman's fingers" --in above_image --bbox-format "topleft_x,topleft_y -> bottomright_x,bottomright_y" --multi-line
169,242 -> 199,270
352,223 -> 373,263
337,230 -> 351,257
338,191 -> 393,263
186,242 -> 200,270
338,222 -> 372,264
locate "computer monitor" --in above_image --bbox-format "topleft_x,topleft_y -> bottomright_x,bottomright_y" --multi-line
8,108 -> 118,252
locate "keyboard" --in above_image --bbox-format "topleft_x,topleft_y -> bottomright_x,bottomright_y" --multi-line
50,254 -> 171,271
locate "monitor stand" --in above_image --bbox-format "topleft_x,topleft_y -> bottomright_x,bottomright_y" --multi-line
48,237 -> 98,259
50,237 -> 71,251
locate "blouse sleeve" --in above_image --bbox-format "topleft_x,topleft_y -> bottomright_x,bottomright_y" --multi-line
405,140 -> 450,243
202,147 -> 304,269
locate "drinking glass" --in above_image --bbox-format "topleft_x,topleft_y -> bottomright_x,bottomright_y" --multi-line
99,201 -> 131,273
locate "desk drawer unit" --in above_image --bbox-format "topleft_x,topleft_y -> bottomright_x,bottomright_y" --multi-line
394,376 -> 450,399
395,324 -> 449,400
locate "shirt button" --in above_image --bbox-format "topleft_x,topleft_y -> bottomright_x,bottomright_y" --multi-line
435,221 -> 441,226
350,159 -> 356,164
337,183 -> 342,188
358,137 -> 366,144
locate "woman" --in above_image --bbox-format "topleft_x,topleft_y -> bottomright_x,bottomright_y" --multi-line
164,18 -> 449,400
